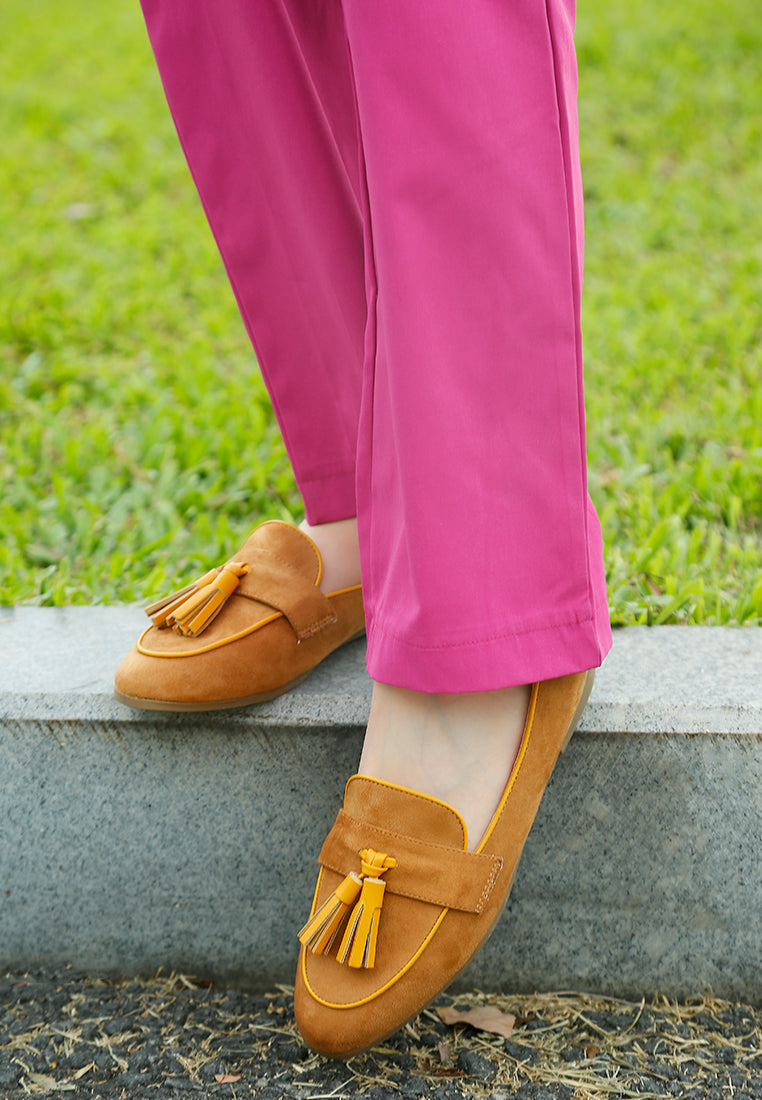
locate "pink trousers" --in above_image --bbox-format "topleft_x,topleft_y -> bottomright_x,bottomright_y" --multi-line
140,0 -> 612,693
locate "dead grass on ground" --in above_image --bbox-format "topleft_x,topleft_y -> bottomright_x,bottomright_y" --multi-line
3,972 -> 760,1098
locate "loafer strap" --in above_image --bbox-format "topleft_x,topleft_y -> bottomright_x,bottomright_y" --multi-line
318,810 -> 504,914
236,548 -> 338,640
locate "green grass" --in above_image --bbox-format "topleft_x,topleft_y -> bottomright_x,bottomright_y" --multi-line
1,0 -> 761,623
577,1 -> 762,623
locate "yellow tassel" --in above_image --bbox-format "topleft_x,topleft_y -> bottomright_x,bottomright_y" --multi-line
167,561 -> 250,637
298,871 -> 363,955
145,568 -> 220,628
298,848 -> 397,968
357,849 -> 397,879
337,876 -> 388,969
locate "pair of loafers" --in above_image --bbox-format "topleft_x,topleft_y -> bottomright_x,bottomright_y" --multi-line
114,521 -> 594,1059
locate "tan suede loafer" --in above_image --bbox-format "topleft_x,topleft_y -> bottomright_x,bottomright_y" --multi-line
114,521 -> 364,711
294,670 -> 594,1058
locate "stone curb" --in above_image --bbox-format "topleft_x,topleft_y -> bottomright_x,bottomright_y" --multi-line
1,609 -> 761,1001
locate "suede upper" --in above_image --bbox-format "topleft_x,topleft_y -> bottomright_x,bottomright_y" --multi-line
295,671 -> 594,1057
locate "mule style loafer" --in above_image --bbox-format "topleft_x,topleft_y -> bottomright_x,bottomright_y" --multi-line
114,521 -> 364,711
294,670 -> 594,1058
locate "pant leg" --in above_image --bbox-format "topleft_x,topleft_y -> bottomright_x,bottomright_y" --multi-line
342,0 -> 612,690
139,0 -> 365,523
141,0 -> 611,691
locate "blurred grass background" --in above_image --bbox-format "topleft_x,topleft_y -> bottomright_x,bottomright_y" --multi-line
1,0 -> 760,623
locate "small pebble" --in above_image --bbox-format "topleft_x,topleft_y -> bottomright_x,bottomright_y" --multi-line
0,1067 -> 19,1089
458,1050 -> 496,1078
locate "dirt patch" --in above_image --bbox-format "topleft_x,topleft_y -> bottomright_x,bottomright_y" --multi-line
1,969 -> 761,1098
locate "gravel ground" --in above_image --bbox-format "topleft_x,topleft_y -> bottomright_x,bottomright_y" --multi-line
1,969 -> 761,1099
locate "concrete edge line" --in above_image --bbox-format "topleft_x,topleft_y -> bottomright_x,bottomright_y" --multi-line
0,609 -> 760,733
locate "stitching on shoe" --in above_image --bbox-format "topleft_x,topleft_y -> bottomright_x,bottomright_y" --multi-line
324,813 -> 503,912
350,776 -> 468,841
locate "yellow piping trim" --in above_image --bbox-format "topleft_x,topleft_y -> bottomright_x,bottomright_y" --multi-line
476,681 -> 539,854
137,584 -> 362,658
324,583 -> 363,598
137,611 -> 282,657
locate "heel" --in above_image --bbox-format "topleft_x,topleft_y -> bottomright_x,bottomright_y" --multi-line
560,669 -> 595,753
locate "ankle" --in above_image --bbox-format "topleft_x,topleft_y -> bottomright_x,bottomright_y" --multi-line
360,682 -> 532,850
299,516 -> 361,595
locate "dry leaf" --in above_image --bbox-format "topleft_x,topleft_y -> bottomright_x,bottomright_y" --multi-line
27,1074 -> 76,1092
437,1003 -> 516,1039
215,1073 -> 242,1084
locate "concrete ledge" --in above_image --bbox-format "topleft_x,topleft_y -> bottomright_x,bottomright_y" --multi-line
1,609 -> 761,1000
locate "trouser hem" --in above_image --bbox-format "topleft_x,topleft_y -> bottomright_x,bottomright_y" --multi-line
365,613 -> 612,693
300,467 -> 358,525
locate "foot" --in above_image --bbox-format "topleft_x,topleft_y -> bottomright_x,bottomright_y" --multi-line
296,672 -> 593,1058
360,681 -> 532,850
299,517 -> 361,595
300,516 -> 530,847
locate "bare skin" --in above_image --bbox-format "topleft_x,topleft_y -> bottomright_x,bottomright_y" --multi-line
362,681 -> 531,850
301,516 -> 531,850
299,517 -> 362,596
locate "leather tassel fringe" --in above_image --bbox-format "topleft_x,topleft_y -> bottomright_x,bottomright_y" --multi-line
299,848 -> 397,969
145,561 -> 250,637
145,568 -> 220,628
298,871 -> 362,955
337,876 -> 387,969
